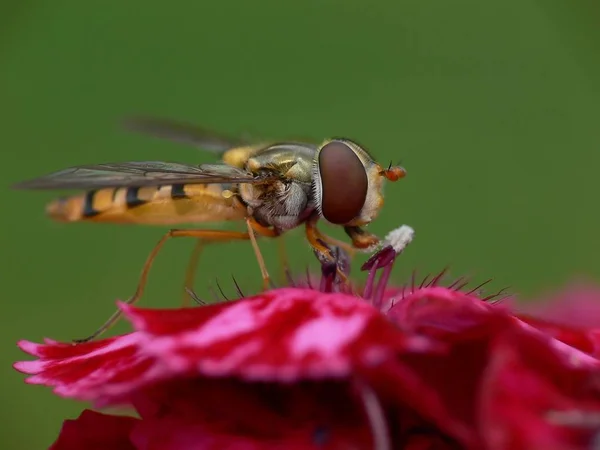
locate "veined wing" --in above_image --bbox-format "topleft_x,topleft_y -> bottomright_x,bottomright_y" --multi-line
12,161 -> 277,190
122,116 -> 321,152
122,116 -> 257,153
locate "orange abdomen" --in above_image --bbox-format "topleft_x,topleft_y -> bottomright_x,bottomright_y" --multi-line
46,184 -> 245,225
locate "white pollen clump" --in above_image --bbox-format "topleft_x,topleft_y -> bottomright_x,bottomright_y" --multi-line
383,225 -> 415,253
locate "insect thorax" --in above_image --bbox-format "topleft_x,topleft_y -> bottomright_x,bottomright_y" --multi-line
238,145 -> 317,231
239,178 -> 314,231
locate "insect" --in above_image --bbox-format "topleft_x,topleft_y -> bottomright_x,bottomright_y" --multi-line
13,117 -> 406,342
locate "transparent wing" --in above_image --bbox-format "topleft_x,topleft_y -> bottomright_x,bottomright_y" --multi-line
122,116 -> 256,153
12,161 -> 276,190
122,116 -> 321,152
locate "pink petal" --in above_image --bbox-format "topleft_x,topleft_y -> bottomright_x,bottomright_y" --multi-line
516,315 -> 600,360
15,333 -> 163,402
363,342 -> 487,449
513,282 -> 600,358
518,282 -> 600,329
372,287 -> 521,448
15,288 -> 434,407
379,285 -> 600,448
126,288 -> 431,382
386,286 -> 511,340
49,409 -> 138,450
479,329 -> 600,450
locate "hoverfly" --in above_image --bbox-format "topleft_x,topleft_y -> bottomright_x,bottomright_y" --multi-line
13,117 -> 406,342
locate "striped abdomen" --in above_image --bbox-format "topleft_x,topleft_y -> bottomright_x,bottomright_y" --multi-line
46,183 -> 246,225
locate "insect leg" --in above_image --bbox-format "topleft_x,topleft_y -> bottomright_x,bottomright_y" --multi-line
305,218 -> 334,259
73,228 -> 252,344
181,218 -> 280,303
181,238 -> 205,306
318,235 -> 357,258
245,217 -> 279,290
303,214 -> 357,257
304,214 -> 349,283
343,226 -> 380,250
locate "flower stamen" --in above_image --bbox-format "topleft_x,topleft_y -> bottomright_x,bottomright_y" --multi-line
446,276 -> 466,290
482,286 -> 512,303
426,267 -> 449,287
320,259 -> 336,293
184,287 -> 207,305
354,378 -> 391,450
231,274 -> 245,298
419,274 -> 430,289
361,225 -> 415,308
373,254 -> 396,309
215,278 -> 230,301
305,266 -> 314,290
208,284 -> 222,302
317,244 -> 352,293
285,265 -> 296,287
453,280 -> 470,292
465,278 -> 493,296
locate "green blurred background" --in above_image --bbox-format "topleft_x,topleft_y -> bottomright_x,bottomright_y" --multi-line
2,1 -> 599,447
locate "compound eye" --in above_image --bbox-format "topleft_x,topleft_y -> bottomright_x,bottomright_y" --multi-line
318,141 -> 368,224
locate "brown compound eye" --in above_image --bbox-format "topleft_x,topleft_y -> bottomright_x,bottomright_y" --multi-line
318,141 -> 368,224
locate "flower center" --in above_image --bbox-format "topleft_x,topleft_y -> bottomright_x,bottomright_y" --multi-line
313,226 -> 415,308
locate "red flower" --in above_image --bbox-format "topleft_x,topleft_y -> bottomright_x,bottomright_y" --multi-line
517,281 -> 600,329
49,410 -> 139,450
15,226 -> 600,449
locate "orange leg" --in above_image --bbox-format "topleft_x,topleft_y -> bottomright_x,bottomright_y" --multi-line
74,227 -> 271,344
305,215 -> 350,283
305,218 -> 335,261
319,234 -> 358,258
181,219 -> 278,303
343,225 -> 380,250
181,239 -> 205,307
246,217 -> 279,290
